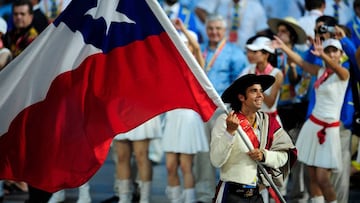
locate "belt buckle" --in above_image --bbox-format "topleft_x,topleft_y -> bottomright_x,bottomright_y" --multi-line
244,189 -> 254,197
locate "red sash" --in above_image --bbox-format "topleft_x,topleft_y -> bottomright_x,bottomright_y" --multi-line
267,110 -> 278,118
309,115 -> 340,144
237,113 -> 259,148
255,63 -> 273,75
313,68 -> 333,89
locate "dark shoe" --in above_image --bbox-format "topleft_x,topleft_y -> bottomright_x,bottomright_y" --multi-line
132,182 -> 140,202
100,195 -> 119,203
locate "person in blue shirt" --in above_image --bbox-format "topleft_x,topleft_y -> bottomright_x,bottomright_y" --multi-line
200,14 -> 248,96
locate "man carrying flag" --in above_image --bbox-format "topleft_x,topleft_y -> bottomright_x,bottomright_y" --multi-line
0,0 -> 222,199
211,74 -> 297,203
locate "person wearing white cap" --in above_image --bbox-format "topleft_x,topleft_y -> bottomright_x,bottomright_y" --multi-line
273,36 -> 349,203
0,16 -> 11,71
240,36 -> 283,125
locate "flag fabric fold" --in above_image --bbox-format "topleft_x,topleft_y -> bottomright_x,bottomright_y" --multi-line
0,0 -> 224,192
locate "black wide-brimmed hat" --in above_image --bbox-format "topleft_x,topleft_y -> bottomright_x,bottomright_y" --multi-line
221,74 -> 275,104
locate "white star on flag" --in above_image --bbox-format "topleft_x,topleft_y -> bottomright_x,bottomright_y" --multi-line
85,0 -> 136,34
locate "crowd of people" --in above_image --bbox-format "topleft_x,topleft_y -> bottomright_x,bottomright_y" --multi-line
1,0 -> 360,203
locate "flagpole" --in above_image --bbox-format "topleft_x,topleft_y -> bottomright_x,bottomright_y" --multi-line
146,1 -> 286,202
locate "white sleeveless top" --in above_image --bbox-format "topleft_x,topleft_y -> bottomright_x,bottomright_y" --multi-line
312,67 -> 348,122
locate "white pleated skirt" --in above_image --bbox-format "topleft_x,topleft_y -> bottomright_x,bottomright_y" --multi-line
295,118 -> 342,171
162,109 -> 209,154
113,115 -> 162,141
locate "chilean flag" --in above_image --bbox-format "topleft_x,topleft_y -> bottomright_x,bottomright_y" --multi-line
0,0 -> 224,192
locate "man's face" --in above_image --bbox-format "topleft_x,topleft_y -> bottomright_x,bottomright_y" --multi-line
240,84 -> 264,111
206,20 -> 226,43
13,5 -> 33,29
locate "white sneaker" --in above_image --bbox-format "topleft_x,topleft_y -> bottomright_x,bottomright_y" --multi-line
48,190 -> 65,203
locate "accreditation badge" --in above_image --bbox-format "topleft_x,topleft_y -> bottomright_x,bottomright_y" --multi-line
229,31 -> 238,43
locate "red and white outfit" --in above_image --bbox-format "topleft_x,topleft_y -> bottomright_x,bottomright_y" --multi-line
296,67 -> 349,171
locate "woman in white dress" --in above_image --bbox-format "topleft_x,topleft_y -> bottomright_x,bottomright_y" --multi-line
161,18 -> 209,203
113,116 -> 162,203
273,36 -> 349,203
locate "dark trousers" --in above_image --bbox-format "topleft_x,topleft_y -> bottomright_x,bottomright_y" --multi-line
222,182 -> 264,203
26,185 -> 52,203
226,193 -> 264,203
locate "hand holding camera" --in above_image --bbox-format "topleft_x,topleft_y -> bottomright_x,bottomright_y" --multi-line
315,24 -> 346,40
316,25 -> 336,35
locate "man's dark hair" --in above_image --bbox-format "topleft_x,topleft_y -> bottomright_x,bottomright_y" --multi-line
305,0 -> 325,11
12,0 -> 34,15
316,15 -> 338,26
229,91 -> 247,112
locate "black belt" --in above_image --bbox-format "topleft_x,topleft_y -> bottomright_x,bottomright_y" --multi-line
226,182 -> 259,198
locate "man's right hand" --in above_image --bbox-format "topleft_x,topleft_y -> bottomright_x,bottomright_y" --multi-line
226,111 -> 239,135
